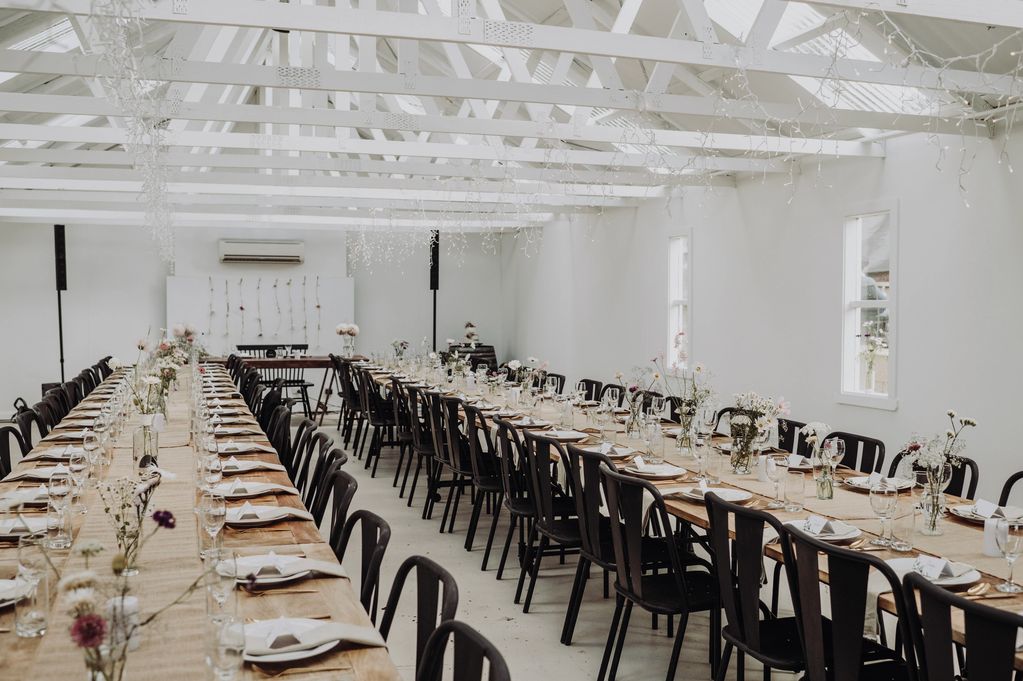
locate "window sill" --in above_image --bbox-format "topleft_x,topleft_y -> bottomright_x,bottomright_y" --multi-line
834,392 -> 898,412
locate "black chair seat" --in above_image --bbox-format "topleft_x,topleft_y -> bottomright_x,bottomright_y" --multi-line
847,660 -> 912,681
280,379 -> 314,388
505,494 -> 575,518
722,617 -> 803,670
629,569 -> 718,615
476,474 -> 502,493
542,518 -> 583,546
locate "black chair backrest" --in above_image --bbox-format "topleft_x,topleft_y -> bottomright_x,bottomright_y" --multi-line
16,407 -> 48,444
905,570 -> 1023,681
379,555 -> 460,670
781,524 -> 913,681
332,509 -> 391,623
257,380 -> 284,432
62,381 -> 81,408
297,432 -> 332,503
601,464 -> 692,605
415,620 -> 511,681
777,417 -> 808,455
713,406 -> 736,434
423,391 -> 448,463
564,444 -> 614,565
390,378 -> 411,436
440,395 -> 471,473
308,449 -> 349,526
598,383 -> 625,406
492,417 -> 530,508
520,431 -> 572,535
704,490 -> 788,656
0,425 -> 28,478
322,463 -> 358,548
827,430 -> 886,474
463,403 -> 499,485
289,418 -> 319,486
887,452 -> 979,500
999,470 -> 1023,506
576,379 -> 602,402
405,386 -> 433,454
265,404 -> 293,462
543,372 -> 566,394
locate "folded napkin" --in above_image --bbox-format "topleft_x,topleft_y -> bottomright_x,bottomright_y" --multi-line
222,551 -> 349,581
546,430 -> 586,440
864,472 -> 906,488
42,429 -> 88,442
245,620 -> 384,657
214,426 -> 263,436
588,442 -> 635,458
23,445 -> 82,462
0,485 -> 49,510
0,516 -> 48,538
221,457 -> 286,474
213,480 -> 298,498
801,515 -> 847,537
218,441 -> 275,455
630,456 -> 683,477
226,502 -> 314,525
786,454 -> 811,468
6,464 -> 70,482
515,416 -> 547,427
972,498 -> 1023,520
910,555 -> 973,581
246,621 -> 384,656
0,578 -> 30,602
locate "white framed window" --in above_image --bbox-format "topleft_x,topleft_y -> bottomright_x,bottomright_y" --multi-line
668,235 -> 690,362
839,202 -> 898,410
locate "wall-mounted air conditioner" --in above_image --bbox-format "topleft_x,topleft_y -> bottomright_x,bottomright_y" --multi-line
218,239 -> 305,264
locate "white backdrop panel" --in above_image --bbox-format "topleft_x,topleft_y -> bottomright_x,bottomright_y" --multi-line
166,275 -> 354,356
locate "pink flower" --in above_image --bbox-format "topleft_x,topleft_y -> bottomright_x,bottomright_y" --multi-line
70,614 -> 107,648
775,397 -> 791,417
159,342 -> 170,351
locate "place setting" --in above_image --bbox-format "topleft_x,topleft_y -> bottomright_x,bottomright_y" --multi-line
212,479 -> 300,500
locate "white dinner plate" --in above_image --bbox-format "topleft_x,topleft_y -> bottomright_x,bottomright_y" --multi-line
887,557 -> 981,587
584,444 -> 636,459
676,487 -> 752,503
843,477 -> 914,492
221,556 -> 312,586
513,418 -> 550,428
242,618 -> 339,663
543,430 -> 587,442
949,504 -> 1023,524
622,463 -> 687,480
782,519 -> 861,542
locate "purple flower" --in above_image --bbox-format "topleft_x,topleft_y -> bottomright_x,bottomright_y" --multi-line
71,614 -> 107,648
628,385 -> 638,393
152,510 -> 176,529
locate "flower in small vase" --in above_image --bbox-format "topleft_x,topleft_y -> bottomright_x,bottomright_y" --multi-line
152,510 -> 176,529
171,324 -> 186,338
799,422 -> 831,449
507,360 -> 521,371
71,613 -> 108,648
349,325 -> 359,337
136,339 -> 148,351
107,357 -> 122,371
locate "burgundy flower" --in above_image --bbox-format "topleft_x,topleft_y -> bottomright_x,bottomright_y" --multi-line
628,385 -> 638,393
71,614 -> 107,648
152,510 -> 176,529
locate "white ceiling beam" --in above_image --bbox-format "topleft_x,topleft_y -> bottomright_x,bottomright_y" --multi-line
0,122 -> 786,172
771,10 -> 850,51
0,206 -> 541,229
0,147 -> 729,185
0,165 -> 678,198
799,0 -> 1023,30
0,174 -> 642,207
1,0 -> 1013,96
0,49 -> 982,136
746,0 -> 787,49
0,93 -> 885,157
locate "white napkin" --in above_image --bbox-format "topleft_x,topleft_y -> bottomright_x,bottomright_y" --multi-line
0,485 -> 49,510
218,441 -> 274,455
972,499 -> 1023,520
0,578 -> 30,602
787,454 -> 810,468
0,515 -> 48,537
631,456 -> 683,477
245,620 -> 384,657
223,552 -> 348,580
802,514 -> 839,537
214,480 -> 298,498
24,445 -> 81,462
221,457 -> 286,473
226,503 -> 313,524
215,426 -> 261,436
592,442 -> 634,458
6,464 -> 69,481
912,555 -> 973,581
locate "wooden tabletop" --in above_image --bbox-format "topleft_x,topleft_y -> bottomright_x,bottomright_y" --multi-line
0,367 -> 399,681
237,357 -> 334,370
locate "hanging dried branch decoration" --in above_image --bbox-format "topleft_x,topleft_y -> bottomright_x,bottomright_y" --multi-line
273,278 -> 282,337
238,277 -> 245,339
287,279 -> 295,332
314,275 -> 322,338
256,278 -> 264,338
301,276 -> 309,343
223,279 -> 230,337
207,276 -> 215,336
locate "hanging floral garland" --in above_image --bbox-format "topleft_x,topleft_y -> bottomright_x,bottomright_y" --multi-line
207,276 -> 215,336
273,278 -> 282,337
301,276 -> 309,343
256,277 -> 264,338
223,279 -> 230,337
314,275 -> 322,340
238,277 -> 245,339
287,279 -> 295,333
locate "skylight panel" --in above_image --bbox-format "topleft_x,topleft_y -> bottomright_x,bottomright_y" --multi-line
9,18 -> 80,53
770,3 -> 829,48
704,0 -> 764,41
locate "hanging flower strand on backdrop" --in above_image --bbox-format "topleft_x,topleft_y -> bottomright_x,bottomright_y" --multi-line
287,279 -> 295,332
256,277 -> 264,338
207,276 -> 214,336
314,276 -> 322,341
237,278 -> 245,340
301,276 -> 309,343
273,278 -> 282,337
223,280 -> 230,337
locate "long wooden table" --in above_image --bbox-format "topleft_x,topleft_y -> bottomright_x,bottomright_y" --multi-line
365,366 -> 1023,664
0,366 -> 399,681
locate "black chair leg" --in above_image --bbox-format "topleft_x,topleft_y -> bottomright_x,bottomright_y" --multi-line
465,486 -> 484,550
370,432 -> 385,478
608,600 -> 633,681
497,514 -> 517,581
398,449 -> 414,498
392,444 -> 406,488
514,523 -> 537,603
422,462 -> 437,520
665,611 -> 689,681
560,556 -> 590,645
522,534 -> 548,613
770,561 -> 783,615
598,594 -> 625,681
481,495 -> 503,571
714,642 -> 734,681
407,457 -> 423,508
446,478 -> 463,534
439,472 -> 457,533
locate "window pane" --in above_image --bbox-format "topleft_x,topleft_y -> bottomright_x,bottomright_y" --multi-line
669,237 -> 687,302
853,309 -> 890,394
858,212 -> 892,300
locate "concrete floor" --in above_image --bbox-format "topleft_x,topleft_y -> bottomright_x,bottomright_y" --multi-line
316,418 -> 781,681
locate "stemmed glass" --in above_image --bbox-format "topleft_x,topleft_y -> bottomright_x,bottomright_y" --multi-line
648,395 -> 666,420
207,617 -> 245,681
823,438 -> 846,469
692,443 -> 709,482
869,481 -> 899,546
199,493 -> 227,545
595,403 -> 612,444
575,381 -> 588,402
82,431 -> 101,474
642,414 -> 664,465
699,403 -> 719,438
46,470 -> 72,550
68,450 -> 89,515
995,519 -> 1023,593
204,548 -> 237,623
604,388 -> 621,408
765,456 -> 786,509
203,456 -> 223,492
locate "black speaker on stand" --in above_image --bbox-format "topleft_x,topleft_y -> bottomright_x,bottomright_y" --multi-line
54,225 -> 67,382
430,230 -> 439,351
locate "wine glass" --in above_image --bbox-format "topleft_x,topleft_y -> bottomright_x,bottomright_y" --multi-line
208,617 -> 245,681
823,438 -> 846,469
765,455 -> 786,509
68,450 -> 89,515
649,395 -> 666,420
16,535 -> 48,638
869,481 -> 899,546
643,415 -> 664,465
595,404 -> 612,444
692,443 -> 709,482
604,387 -> 621,408
199,493 -> 227,543
46,470 -> 72,550
82,431 -> 100,471
996,519 -> 1023,593
203,456 -> 223,491
574,381 -> 588,402
699,403 -> 718,437
204,548 -> 237,620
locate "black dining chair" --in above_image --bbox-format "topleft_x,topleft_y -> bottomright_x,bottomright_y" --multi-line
307,450 -> 349,526
999,471 -> 1023,506
437,395 -> 476,535
777,418 -> 808,455
334,358 -> 367,455
491,417 -> 537,590
332,509 -> 391,624
904,570 -> 1023,681
599,465 -> 719,681
462,403 -> 503,564
0,425 -> 29,478
887,452 -> 980,500
704,491 -> 804,681
356,370 -> 397,477
389,378 -> 415,491
712,407 -> 737,435
402,386 -> 435,508
519,431 -> 581,613
780,524 -> 915,681
598,383 -> 626,406
827,430 -> 886,474
576,378 -> 603,401
16,407 -> 48,447
379,555 -> 459,675
544,372 -> 566,394
297,431 -> 332,506
415,620 -> 511,681
321,463 -> 358,548
287,418 -> 318,483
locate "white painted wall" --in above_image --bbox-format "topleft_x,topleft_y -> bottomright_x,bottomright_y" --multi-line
503,133 -> 1023,501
